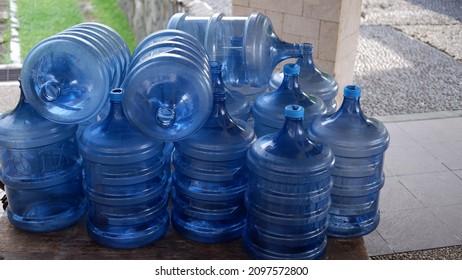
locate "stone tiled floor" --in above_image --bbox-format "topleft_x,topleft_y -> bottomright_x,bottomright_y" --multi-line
365,113 -> 462,256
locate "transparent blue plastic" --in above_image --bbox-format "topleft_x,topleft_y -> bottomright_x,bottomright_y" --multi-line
269,43 -> 338,115
244,105 -> 334,259
20,23 -> 130,124
252,63 -> 327,138
309,85 -> 390,238
78,89 -> 169,249
123,31 -> 213,142
171,62 -> 256,243
0,87 -> 86,232
167,12 -> 305,88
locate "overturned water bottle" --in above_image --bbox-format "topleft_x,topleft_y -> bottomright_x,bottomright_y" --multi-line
171,61 -> 256,243
20,23 -> 130,124
168,12 -> 306,88
0,83 -> 86,232
252,63 -> 326,138
269,43 -> 338,115
78,89 -> 169,249
309,85 -> 390,238
123,29 -> 213,142
244,105 -> 334,259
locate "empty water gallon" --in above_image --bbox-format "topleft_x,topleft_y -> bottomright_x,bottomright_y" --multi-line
252,63 -> 326,138
309,85 -> 390,238
269,43 -> 338,115
78,89 -> 169,249
168,12 -> 306,88
171,62 -> 256,243
20,22 -> 130,124
123,29 -> 212,142
244,105 -> 334,259
0,85 -> 86,232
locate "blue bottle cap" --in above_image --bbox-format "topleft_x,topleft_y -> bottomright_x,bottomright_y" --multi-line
283,63 -> 300,75
344,85 -> 362,98
285,104 -> 304,119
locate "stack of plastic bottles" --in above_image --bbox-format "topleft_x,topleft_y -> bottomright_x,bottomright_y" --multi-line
78,89 -> 170,249
0,83 -> 87,232
0,12 -> 391,260
309,85 -> 390,238
171,61 -> 255,243
245,104 -> 334,259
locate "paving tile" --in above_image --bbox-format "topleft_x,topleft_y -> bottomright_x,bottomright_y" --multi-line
423,141 -> 462,170
397,118 -> 462,144
384,144 -> 447,176
398,171 -> 462,207
380,175 -> 424,211
384,122 -> 419,147
376,208 -> 461,253
431,204 -> 462,241
363,230 -> 394,256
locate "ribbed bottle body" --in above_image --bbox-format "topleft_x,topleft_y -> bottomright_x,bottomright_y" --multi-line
170,61 -> 255,243
244,105 -> 334,259
309,85 -> 390,238
79,89 -> 169,248
0,92 -> 86,232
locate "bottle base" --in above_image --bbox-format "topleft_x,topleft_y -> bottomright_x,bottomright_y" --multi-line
6,199 -> 87,233
87,214 -> 170,249
242,228 -> 327,260
171,209 -> 245,243
327,213 -> 380,238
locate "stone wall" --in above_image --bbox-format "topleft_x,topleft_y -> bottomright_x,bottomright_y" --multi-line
116,0 -> 179,42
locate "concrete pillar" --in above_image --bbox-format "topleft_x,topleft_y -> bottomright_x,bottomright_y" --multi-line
232,0 -> 362,100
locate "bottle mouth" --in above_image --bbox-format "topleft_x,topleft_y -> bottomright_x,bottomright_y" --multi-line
283,63 -> 300,75
344,85 -> 361,98
110,88 -> 123,102
285,104 -> 304,119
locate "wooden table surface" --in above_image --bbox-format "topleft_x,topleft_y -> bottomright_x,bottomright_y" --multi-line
0,210 -> 368,260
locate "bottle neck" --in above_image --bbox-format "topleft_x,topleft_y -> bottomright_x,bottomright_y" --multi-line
267,117 -> 316,156
280,73 -> 301,92
108,100 -> 125,120
273,40 -> 305,66
297,43 -> 317,73
208,62 -> 237,128
334,95 -> 369,125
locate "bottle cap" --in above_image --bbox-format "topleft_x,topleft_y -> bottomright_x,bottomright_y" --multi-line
283,63 -> 300,75
344,85 -> 362,98
110,88 -> 123,102
285,104 -> 304,119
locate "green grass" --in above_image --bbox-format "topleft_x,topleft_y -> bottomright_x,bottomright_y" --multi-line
89,0 -> 136,52
0,17 -> 12,64
16,0 -> 83,60
16,0 -> 136,61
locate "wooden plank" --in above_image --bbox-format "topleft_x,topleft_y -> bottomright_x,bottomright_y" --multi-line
0,211 -> 368,260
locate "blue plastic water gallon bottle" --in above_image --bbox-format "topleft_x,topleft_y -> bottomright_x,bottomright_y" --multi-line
0,84 -> 86,232
20,23 -> 130,124
78,89 -> 169,249
269,43 -> 338,115
168,12 -> 306,88
309,85 -> 390,238
252,63 -> 327,138
244,105 -> 334,259
171,61 -> 256,243
123,29 -> 213,142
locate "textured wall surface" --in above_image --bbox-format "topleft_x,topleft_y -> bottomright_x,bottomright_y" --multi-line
117,0 -> 178,42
